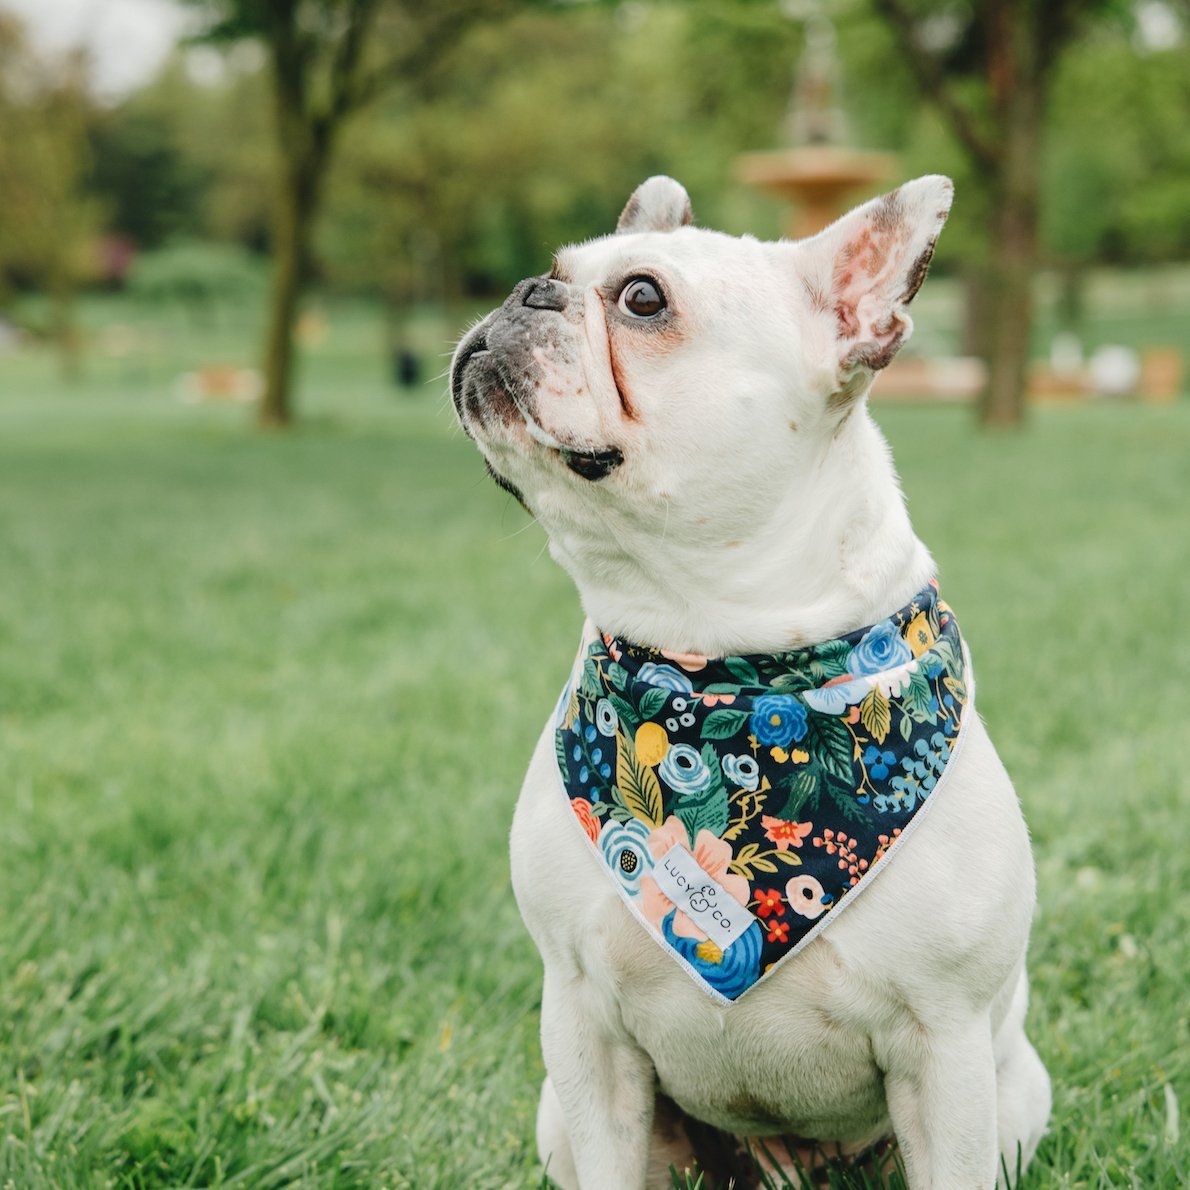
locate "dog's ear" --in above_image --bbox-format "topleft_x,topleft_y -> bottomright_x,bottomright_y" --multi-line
793,175 -> 952,406
617,176 -> 694,235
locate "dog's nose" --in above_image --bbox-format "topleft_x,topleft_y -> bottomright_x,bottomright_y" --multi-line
522,278 -> 568,312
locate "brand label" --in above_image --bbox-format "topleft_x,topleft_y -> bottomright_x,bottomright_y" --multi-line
652,843 -> 756,951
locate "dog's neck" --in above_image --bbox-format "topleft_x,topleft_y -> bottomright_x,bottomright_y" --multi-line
549,411 -> 935,657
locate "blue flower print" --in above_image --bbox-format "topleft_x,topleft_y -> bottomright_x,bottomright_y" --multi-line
637,662 -> 694,693
803,675 -> 870,715
662,912 -> 762,1001
721,753 -> 760,791
862,746 -> 898,781
594,698 -> 617,737
847,619 -> 912,677
599,818 -> 653,894
881,731 -> 953,810
658,743 -> 712,796
750,694 -> 808,748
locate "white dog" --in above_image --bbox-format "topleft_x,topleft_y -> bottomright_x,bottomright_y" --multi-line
450,176 -> 1050,1189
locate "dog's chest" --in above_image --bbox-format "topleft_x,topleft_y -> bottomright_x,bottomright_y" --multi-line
614,932 -> 889,1137
512,725 -> 890,1139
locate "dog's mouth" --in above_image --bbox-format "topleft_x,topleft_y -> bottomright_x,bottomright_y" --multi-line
520,411 -> 624,480
453,329 -> 624,483
450,330 -> 492,426
558,446 -> 624,480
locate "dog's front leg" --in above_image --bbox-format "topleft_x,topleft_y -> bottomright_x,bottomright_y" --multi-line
878,1017 -> 999,1189
539,969 -> 655,1190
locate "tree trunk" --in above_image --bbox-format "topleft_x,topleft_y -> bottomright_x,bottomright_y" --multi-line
960,267 -> 991,358
979,6 -> 1043,428
1057,260 -> 1085,334
50,280 -> 82,383
981,190 -> 1037,427
259,149 -> 323,428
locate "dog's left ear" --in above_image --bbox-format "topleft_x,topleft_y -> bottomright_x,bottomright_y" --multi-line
617,176 -> 694,234
793,175 -> 953,405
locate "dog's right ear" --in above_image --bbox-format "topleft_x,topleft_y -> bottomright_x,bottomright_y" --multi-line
617,176 -> 694,235
790,175 -> 953,410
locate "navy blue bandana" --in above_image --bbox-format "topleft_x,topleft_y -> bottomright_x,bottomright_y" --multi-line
554,581 -> 971,1004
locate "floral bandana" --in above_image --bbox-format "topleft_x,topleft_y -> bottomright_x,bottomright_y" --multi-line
554,581 -> 972,1004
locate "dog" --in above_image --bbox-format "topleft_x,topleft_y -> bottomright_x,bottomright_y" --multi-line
450,175 -> 1050,1189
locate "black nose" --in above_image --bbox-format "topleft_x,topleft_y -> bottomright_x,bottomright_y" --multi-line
522,278 -> 568,312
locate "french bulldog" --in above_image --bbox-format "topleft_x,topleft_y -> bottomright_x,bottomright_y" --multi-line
450,176 -> 1050,1188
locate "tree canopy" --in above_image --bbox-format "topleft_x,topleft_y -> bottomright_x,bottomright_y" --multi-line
2,0 -> 1188,416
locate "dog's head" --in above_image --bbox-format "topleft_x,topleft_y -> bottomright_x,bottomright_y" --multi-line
451,175 -> 952,650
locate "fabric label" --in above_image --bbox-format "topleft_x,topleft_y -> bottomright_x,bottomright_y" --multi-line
653,843 -> 756,951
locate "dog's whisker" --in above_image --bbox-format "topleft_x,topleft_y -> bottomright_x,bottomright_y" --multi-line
498,509 -> 540,542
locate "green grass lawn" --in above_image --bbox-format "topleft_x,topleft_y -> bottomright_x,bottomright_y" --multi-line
1,298 -> 1188,1187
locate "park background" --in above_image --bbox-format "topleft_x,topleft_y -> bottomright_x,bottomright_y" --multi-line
1,0 -> 1187,1185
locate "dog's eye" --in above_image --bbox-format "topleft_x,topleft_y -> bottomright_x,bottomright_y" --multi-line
618,277 -> 665,318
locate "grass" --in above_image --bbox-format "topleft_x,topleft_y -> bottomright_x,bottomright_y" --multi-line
1,291 -> 1188,1187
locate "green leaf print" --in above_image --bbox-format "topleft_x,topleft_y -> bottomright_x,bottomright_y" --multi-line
808,638 -> 852,682
724,657 -> 760,686
779,767 -> 819,819
804,714 -> 854,784
902,667 -> 935,723
675,785 -> 730,840
581,658 -> 602,698
769,669 -> 816,694
701,709 -> 750,739
608,694 -> 640,735
637,686 -> 670,720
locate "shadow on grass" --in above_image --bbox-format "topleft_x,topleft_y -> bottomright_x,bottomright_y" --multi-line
662,1139 -> 1027,1190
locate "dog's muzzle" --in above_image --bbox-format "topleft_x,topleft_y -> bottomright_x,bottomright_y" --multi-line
450,286 -> 624,482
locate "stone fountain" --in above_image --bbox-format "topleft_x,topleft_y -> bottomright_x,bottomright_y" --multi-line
736,3 -> 893,239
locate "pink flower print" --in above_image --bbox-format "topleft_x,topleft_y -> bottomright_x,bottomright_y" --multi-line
761,816 -> 813,851
659,647 -> 708,672
786,874 -> 831,920
571,798 -> 601,844
639,816 -> 750,942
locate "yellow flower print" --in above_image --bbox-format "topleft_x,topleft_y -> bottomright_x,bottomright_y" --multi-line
635,721 -> 670,766
905,611 -> 936,657
769,747 -> 809,764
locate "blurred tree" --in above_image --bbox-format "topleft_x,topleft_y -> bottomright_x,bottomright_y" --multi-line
127,240 -> 267,320
187,0 -> 503,426
88,106 -> 212,250
320,3 -> 800,303
0,15 -> 102,377
867,0 -> 1122,425
84,52 -> 273,255
1046,32 -> 1190,275
39,0 -> 1181,409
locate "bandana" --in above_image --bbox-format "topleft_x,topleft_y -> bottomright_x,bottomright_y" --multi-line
554,581 -> 971,1004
